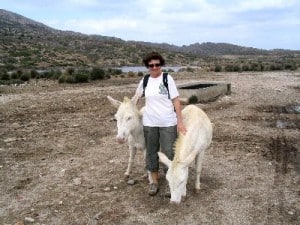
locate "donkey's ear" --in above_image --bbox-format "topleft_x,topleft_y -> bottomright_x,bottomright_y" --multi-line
131,93 -> 140,105
107,95 -> 121,108
182,151 -> 198,166
158,152 -> 171,168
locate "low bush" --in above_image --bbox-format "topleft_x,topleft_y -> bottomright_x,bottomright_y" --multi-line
214,65 -> 222,72
127,71 -> 135,77
20,73 -> 30,81
90,67 -> 105,80
188,95 -> 198,104
74,73 -> 89,83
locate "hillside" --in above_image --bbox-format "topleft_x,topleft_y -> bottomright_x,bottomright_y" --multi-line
0,9 -> 299,69
0,9 -> 193,69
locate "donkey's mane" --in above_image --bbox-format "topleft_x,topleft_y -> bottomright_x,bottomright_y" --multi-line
173,133 -> 184,164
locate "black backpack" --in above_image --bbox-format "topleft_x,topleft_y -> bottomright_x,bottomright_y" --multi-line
142,72 -> 170,99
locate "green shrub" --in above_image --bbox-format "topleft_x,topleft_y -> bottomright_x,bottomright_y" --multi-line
65,75 -> 75,83
107,68 -> 122,75
224,65 -> 234,72
127,71 -> 135,77
284,62 -> 297,71
90,67 -> 105,80
30,69 -> 39,78
242,64 -> 250,71
214,65 -> 222,72
66,67 -> 75,75
137,71 -> 144,77
58,75 -> 66,83
233,64 -> 241,72
74,73 -> 89,83
0,69 -> 9,80
58,75 -> 74,83
20,73 -> 30,81
52,70 -> 62,80
186,67 -> 194,72
11,72 -> 19,79
43,70 -> 55,79
1,73 -> 10,80
188,95 -> 198,104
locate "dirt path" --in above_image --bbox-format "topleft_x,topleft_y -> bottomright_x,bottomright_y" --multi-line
0,71 -> 299,225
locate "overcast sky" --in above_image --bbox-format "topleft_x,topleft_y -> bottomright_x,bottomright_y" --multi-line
2,0 -> 300,50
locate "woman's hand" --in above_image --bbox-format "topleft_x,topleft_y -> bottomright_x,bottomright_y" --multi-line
177,120 -> 187,135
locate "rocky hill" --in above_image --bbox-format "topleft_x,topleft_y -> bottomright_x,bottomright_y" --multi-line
0,9 -> 299,69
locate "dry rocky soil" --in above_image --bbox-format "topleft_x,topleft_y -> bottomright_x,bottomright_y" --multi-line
0,71 -> 299,225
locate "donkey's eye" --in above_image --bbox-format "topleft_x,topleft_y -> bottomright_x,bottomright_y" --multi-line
126,116 -> 132,121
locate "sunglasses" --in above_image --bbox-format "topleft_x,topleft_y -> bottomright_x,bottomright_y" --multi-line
148,63 -> 161,68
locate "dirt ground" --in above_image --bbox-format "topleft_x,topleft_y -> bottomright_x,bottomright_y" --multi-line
0,71 -> 299,225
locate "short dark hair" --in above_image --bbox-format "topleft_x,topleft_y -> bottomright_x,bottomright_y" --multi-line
143,52 -> 165,67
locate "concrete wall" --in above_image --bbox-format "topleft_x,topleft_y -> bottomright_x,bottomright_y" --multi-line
177,81 -> 231,103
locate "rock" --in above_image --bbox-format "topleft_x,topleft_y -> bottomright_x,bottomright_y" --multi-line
127,179 -> 136,185
4,137 -> 17,143
93,212 -> 103,220
24,217 -> 35,223
104,187 -> 110,192
73,177 -> 82,185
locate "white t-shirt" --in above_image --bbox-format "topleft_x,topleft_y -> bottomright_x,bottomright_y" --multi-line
135,73 -> 179,127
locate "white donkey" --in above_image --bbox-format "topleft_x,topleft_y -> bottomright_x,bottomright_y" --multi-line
107,95 -> 146,179
158,104 -> 213,204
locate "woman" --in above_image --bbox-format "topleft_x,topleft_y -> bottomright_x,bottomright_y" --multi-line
134,52 -> 186,196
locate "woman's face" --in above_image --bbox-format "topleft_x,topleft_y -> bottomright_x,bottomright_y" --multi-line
148,59 -> 161,77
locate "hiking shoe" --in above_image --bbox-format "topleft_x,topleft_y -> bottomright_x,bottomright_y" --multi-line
148,183 -> 159,196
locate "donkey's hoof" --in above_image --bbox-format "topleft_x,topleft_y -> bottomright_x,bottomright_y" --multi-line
194,188 -> 201,194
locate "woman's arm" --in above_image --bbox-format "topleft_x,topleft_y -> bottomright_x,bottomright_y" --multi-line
172,97 -> 187,135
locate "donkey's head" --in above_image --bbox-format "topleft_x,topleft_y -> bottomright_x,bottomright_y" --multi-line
158,150 -> 198,204
107,95 -> 141,144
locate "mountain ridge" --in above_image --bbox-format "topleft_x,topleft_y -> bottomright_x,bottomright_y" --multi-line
1,9 -> 299,69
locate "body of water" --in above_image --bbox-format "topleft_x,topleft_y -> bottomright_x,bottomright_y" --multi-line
118,66 -> 182,73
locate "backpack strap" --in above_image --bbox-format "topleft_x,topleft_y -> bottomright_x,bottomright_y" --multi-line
142,74 -> 150,97
162,72 -> 170,99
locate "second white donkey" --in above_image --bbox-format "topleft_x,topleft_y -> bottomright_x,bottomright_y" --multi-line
107,95 -> 147,179
158,104 -> 213,204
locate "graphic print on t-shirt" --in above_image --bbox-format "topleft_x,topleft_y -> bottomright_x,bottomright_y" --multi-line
158,83 -> 168,96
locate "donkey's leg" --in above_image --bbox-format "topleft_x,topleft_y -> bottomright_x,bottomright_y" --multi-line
125,146 -> 137,177
195,150 -> 205,192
